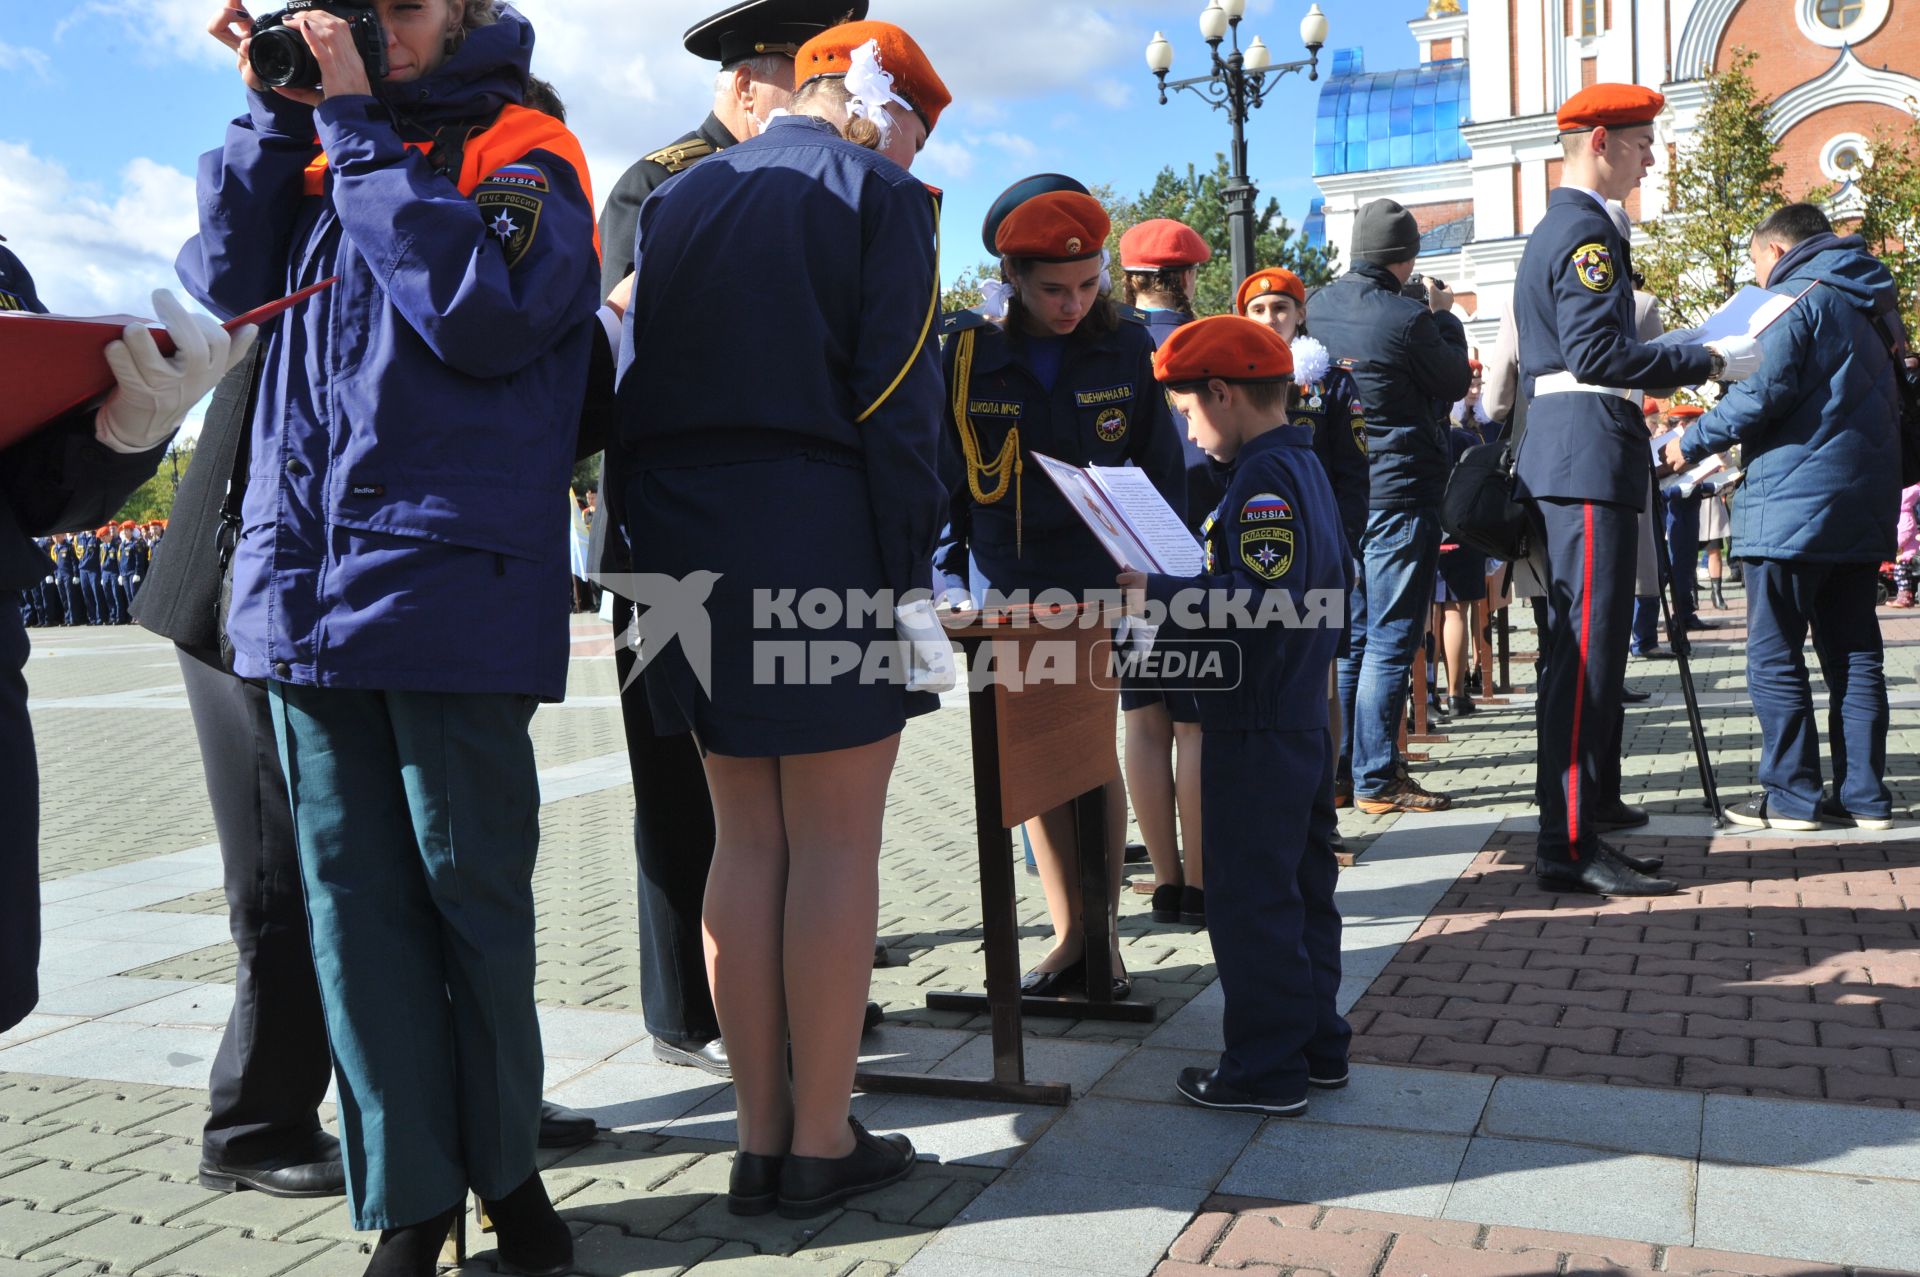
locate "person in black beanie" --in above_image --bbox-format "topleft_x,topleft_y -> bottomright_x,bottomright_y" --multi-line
1306,198 -> 1472,816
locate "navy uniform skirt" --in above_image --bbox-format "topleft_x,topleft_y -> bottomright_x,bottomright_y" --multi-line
1435,545 -> 1489,604
624,451 -> 935,758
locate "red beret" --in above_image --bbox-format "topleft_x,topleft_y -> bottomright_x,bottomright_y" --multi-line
1667,404 -> 1705,419
1557,83 -> 1665,134
995,191 -> 1110,262
1235,268 -> 1306,316
1118,219 -> 1212,271
795,21 -> 951,134
119,520 -> 136,530
1153,315 -> 1295,384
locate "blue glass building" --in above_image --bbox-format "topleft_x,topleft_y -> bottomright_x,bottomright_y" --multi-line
1313,47 -> 1472,176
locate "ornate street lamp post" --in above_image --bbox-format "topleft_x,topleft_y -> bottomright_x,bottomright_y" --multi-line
1147,2 -> 1330,290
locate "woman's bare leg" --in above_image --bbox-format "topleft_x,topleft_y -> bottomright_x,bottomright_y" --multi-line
779,734 -> 901,1159
1172,722 -> 1203,890
700,752 -> 790,1157
1124,705 -> 1182,891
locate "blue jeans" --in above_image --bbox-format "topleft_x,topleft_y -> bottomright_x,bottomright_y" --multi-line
1745,559 -> 1891,821
1337,506 -> 1442,797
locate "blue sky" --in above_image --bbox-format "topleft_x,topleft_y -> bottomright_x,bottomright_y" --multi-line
0,0 -> 1424,318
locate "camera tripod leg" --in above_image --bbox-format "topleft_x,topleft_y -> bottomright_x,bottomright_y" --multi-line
1649,466 -> 1725,827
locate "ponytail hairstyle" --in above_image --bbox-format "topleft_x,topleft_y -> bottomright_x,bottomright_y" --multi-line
788,76 -> 885,151
1122,268 -> 1193,316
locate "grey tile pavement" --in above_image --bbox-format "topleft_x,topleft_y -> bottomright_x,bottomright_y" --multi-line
1442,1137 -> 1696,1245
1481,1077 -> 1704,1159
1695,1162 -> 1920,1272
1217,1121 -> 1470,1217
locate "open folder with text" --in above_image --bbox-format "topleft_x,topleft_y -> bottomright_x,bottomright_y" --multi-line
1032,452 -> 1204,576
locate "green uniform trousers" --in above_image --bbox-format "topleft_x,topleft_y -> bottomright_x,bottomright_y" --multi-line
270,684 -> 544,1230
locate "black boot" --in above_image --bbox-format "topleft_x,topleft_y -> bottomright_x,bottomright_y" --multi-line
479,1172 -> 572,1277
1449,694 -> 1476,718
1710,579 -> 1727,610
363,1205 -> 460,1277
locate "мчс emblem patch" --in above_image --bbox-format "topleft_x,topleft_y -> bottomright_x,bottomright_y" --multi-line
1572,242 -> 1615,293
1094,406 -> 1128,442
1241,526 -> 1295,580
477,187 -> 543,269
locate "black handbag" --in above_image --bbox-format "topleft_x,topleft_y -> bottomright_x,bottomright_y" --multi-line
1442,432 -> 1531,563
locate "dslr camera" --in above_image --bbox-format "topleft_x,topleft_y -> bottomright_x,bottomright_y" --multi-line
1402,273 -> 1447,305
249,0 -> 389,91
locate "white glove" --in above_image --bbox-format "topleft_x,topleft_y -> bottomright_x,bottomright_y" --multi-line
931,569 -> 971,612
1705,334 -> 1762,383
43,576 -> 53,585
895,598 -> 958,693
97,290 -> 258,455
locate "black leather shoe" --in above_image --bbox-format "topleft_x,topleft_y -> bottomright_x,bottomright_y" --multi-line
1684,615 -> 1717,631
537,1101 -> 596,1149
1020,957 -> 1085,997
1124,840 -> 1151,865
863,1001 -> 885,1034
1175,1066 -> 1306,1116
1150,882 -> 1183,923
1592,803 -> 1650,832
777,1118 -> 915,1218
1179,885 -> 1206,927
1449,694 -> 1476,718
1535,853 -> 1678,897
364,1203 -> 459,1277
479,1172 -> 572,1277
728,1150 -> 783,1216
654,1036 -> 730,1077
1600,840 -> 1665,875
1621,686 -> 1651,703
198,1135 -> 345,1198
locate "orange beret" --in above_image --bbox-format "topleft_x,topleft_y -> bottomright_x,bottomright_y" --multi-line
1153,315 -> 1295,385
1468,359 -> 1484,372
1557,83 -> 1664,134
995,191 -> 1110,262
1667,404 -> 1705,419
795,21 -> 950,134
1118,219 -> 1212,271
1235,268 -> 1306,316
119,520 -> 136,529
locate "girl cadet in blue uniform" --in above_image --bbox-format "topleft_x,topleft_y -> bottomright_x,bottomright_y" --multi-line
1116,217 -> 1210,928
613,21 -> 950,1220
177,3 -> 600,1273
941,190 -> 1186,996
1119,316 -> 1352,1116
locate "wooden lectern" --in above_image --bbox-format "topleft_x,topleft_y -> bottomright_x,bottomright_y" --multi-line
853,603 -> 1156,1108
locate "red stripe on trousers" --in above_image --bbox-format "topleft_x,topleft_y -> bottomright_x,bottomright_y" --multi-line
1567,502 -> 1595,860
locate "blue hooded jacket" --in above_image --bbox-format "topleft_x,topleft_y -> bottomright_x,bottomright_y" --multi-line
176,7 -> 600,699
1679,233 -> 1902,563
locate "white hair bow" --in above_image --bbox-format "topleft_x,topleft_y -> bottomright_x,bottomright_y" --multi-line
1289,335 -> 1331,388
845,38 -> 911,146
979,278 -> 1015,322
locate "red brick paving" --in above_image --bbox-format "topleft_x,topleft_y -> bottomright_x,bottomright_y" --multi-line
1155,1199 -> 1899,1275
1345,833 -> 1920,1106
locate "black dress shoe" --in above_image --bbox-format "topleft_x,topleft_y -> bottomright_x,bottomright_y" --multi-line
1149,882 -> 1183,923
1684,615 -> 1717,631
1175,1066 -> 1306,1116
1179,884 -> 1206,927
537,1101 -> 596,1149
199,1135 -> 345,1198
654,1035 -> 730,1077
479,1172 -> 572,1277
728,1150 -> 783,1216
1124,840 -> 1151,865
776,1118 -> 915,1218
863,1001 -> 885,1034
364,1203 -> 459,1277
1449,694 -> 1476,718
1020,957 -> 1085,997
1592,802 -> 1650,832
1621,686 -> 1651,703
1601,841 -> 1665,876
1535,853 -> 1678,897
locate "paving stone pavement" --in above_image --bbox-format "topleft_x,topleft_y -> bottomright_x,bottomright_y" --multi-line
6,590 -> 1920,1275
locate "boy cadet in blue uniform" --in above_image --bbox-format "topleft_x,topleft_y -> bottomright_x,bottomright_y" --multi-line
939,188 -> 1185,996
100,530 -> 122,624
51,535 -> 78,625
1120,316 -> 1352,1114
76,529 -> 102,624
122,525 -> 149,605
1513,83 -> 1760,896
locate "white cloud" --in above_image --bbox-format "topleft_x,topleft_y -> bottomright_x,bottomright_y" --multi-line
0,142 -> 200,318
54,0 -> 232,67
0,41 -> 53,78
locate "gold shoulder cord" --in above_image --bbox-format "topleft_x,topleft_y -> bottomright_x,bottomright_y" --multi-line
949,328 -> 1023,556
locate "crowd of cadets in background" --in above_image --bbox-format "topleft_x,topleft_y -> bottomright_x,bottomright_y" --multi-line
16,521 -> 165,628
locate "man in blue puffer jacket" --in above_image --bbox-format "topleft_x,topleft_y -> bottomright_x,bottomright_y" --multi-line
1667,203 -> 1903,833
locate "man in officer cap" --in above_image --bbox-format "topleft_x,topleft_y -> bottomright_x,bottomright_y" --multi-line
592,0 -> 873,1076
1513,83 -> 1759,896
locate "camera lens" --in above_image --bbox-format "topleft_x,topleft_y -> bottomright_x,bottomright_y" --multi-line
249,27 -> 316,88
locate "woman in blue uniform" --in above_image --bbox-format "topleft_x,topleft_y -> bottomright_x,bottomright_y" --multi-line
942,189 -> 1186,995
178,1 -> 601,1271
614,21 -> 949,1218
1116,218 -> 1210,927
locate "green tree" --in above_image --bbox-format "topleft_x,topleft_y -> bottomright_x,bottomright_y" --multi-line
1844,113 -> 1920,332
114,441 -> 195,525
1638,49 -> 1787,329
